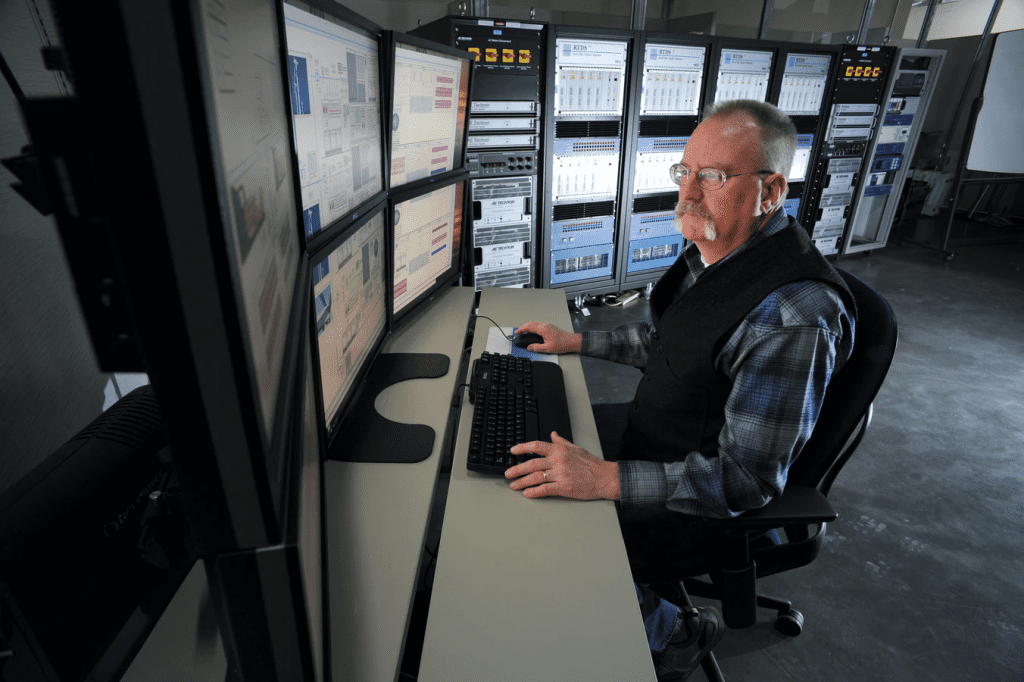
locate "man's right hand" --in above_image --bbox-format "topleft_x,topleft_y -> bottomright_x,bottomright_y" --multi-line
514,321 -> 582,354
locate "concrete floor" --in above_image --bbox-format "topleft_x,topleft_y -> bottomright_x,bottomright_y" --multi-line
572,223 -> 1024,681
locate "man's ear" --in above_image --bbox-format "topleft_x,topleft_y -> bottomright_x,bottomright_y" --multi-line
762,173 -> 786,212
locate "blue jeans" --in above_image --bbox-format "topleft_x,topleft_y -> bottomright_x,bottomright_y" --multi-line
636,583 -> 680,652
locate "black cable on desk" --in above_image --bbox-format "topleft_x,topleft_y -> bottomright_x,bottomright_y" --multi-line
450,382 -> 473,408
470,313 -> 517,341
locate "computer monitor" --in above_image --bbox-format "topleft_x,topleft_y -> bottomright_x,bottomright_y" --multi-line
387,32 -> 473,191
788,133 -> 814,182
282,0 -> 386,243
196,0 -> 303,455
310,199 -> 389,442
389,173 -> 467,329
206,306 -> 329,682
288,322 -> 329,682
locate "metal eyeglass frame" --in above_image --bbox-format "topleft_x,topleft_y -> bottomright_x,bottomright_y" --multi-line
668,164 -> 773,190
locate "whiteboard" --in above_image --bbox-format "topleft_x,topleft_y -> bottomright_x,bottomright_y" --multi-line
967,29 -> 1024,173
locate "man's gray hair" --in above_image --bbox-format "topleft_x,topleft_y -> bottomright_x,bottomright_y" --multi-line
703,100 -> 797,183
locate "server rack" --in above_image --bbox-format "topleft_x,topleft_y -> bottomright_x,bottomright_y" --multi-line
766,43 -> 843,227
617,32 -> 714,292
411,17 -> 546,289
840,48 -> 944,255
541,26 -> 638,298
803,45 -> 897,257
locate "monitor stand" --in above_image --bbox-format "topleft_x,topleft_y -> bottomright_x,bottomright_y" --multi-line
329,353 -> 450,463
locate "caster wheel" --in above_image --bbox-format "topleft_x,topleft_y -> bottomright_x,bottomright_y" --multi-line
944,254 -> 954,262
775,609 -> 804,637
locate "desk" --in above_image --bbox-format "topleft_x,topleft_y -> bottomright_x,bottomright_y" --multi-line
124,286 -> 651,681
325,286 -> 475,682
417,287 -> 655,681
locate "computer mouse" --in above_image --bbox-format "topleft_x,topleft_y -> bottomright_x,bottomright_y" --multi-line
512,332 -> 544,348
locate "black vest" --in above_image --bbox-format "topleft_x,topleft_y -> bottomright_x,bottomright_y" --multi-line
622,217 -> 856,463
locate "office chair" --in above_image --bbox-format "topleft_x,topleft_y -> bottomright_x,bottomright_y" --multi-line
636,269 -> 898,681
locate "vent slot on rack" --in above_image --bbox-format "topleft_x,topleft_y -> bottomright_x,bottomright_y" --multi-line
639,118 -> 696,138
555,120 -> 622,139
552,200 -> 616,222
633,194 -> 678,214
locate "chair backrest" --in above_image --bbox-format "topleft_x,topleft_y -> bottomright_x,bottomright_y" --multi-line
786,268 -> 898,492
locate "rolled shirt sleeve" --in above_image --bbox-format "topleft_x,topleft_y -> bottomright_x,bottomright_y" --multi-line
580,321 -> 653,369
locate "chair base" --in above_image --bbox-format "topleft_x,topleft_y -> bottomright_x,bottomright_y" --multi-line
684,578 -> 805,637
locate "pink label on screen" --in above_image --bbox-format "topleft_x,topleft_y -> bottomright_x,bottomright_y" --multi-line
437,76 -> 453,83
435,100 -> 452,109
394,280 -> 407,297
431,156 -> 448,165
436,87 -> 453,97
432,232 -> 447,245
431,146 -> 448,153
432,222 -> 449,233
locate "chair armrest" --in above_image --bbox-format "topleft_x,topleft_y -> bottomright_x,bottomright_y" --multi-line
700,486 -> 838,530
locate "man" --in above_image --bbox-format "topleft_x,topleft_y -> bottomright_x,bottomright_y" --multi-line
507,100 -> 856,680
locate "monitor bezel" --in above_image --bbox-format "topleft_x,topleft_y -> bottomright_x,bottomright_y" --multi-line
280,0 -> 390,251
275,293 -> 331,682
385,30 -> 476,195
306,196 -> 391,448
386,171 -> 469,332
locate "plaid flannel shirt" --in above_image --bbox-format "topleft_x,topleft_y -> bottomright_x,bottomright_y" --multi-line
581,210 -> 855,518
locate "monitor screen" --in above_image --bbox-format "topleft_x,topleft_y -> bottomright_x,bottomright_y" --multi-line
312,203 -> 388,435
788,134 -> 814,182
390,178 -> 465,323
389,39 -> 471,189
197,0 -> 300,445
778,53 -> 831,116
283,2 -> 385,240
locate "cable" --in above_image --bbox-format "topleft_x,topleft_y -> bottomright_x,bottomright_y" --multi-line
471,313 -> 516,340
420,541 -> 440,587
450,382 -> 472,409
604,290 -> 641,307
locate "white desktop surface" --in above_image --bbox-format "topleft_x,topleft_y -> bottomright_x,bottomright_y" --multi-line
417,287 -> 655,681
324,286 -> 475,682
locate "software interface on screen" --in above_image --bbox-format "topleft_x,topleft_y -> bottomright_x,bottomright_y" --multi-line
392,182 -> 464,315
788,134 -> 814,182
313,211 -> 387,429
390,42 -> 470,188
283,3 -> 384,239
197,0 -> 299,442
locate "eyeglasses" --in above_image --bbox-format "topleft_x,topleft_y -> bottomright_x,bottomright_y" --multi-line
669,164 -> 772,191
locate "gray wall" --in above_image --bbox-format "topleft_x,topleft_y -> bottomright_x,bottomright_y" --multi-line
0,0 -> 108,498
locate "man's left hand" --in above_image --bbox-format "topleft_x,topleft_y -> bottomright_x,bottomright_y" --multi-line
506,432 -> 620,501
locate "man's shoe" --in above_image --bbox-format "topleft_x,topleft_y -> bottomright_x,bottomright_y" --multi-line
652,605 -> 725,681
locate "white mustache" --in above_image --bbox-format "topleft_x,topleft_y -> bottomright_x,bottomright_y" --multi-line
673,203 -> 717,241
675,202 -> 713,221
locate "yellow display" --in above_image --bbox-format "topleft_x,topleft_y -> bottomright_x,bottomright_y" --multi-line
845,65 -> 883,78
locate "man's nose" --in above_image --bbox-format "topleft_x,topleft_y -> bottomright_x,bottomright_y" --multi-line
679,172 -> 703,203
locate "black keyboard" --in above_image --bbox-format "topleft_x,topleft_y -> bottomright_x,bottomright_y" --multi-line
466,352 -> 573,475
